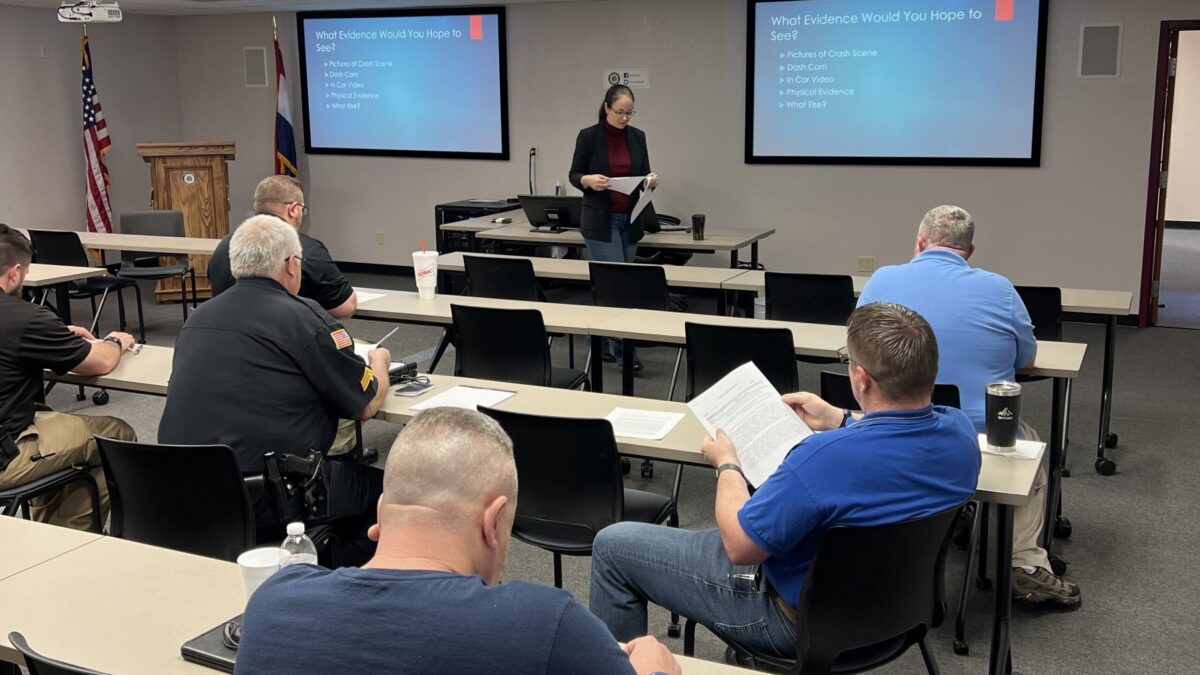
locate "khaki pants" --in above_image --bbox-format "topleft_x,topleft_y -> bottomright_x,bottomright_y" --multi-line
0,411 -> 136,531
326,419 -> 359,457
1013,422 -> 1052,571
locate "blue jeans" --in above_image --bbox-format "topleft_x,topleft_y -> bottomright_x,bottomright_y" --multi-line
589,523 -> 797,658
585,214 -> 639,359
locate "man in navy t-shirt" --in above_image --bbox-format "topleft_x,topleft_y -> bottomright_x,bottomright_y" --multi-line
590,303 -> 980,657
235,407 -> 680,675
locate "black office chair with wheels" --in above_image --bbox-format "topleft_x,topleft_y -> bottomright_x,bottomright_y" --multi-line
450,304 -> 587,390
481,407 -> 681,632
95,437 -> 255,562
27,230 -> 146,342
683,506 -> 961,675
684,322 -> 799,399
7,631 -> 104,675
0,466 -> 103,534
819,371 -> 962,411
115,211 -> 197,323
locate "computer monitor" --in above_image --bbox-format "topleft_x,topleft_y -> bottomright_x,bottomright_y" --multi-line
518,195 -> 582,231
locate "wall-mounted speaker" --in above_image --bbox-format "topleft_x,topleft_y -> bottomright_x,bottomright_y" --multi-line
244,47 -> 268,87
1080,24 -> 1122,78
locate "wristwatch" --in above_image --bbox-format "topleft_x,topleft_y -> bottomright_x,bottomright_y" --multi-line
715,463 -> 746,482
103,335 -> 123,349
840,408 -> 852,428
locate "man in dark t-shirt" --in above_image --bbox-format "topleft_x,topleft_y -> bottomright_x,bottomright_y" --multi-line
0,224 -> 137,530
236,408 -> 681,675
208,175 -> 357,319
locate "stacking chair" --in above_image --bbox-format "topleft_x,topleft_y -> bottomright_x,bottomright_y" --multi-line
765,272 -> 856,364
27,230 -> 145,341
115,211 -> 197,323
7,632 -> 103,675
95,437 -> 256,562
481,407 -> 680,632
819,371 -> 962,410
450,304 -> 587,390
0,466 -> 102,534
684,322 -> 799,399
683,506 -> 961,675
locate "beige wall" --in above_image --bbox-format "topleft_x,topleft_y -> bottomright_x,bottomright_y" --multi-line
1166,30 -> 1200,223
6,1 -> 1198,313
0,5 -> 181,230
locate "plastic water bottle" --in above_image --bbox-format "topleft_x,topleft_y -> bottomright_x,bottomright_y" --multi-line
279,522 -> 319,567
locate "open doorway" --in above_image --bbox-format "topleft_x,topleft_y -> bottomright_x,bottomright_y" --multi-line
1141,22 -> 1200,328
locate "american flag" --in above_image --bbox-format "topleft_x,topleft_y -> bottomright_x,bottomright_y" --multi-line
81,35 -> 113,233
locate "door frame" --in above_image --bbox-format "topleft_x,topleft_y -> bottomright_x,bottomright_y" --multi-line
1139,20 -> 1200,327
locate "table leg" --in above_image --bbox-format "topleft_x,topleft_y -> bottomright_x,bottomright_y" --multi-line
1095,316 -> 1119,475
751,241 -> 760,269
1042,377 -> 1067,554
622,339 -> 635,396
717,290 -> 727,316
989,504 -> 1015,675
467,231 -> 478,252
730,250 -> 739,269
590,340 -> 605,392
54,283 -> 73,325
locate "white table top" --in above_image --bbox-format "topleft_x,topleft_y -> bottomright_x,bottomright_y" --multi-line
467,210 -> 775,252
590,308 -> 847,359
74,231 -> 220,256
50,344 -> 173,395
0,516 -> 101,581
353,288 -> 629,334
438,251 -> 746,290
724,271 -> 1133,316
24,263 -> 105,287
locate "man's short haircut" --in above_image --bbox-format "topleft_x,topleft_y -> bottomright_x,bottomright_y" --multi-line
229,215 -> 301,280
0,223 -> 34,272
846,302 -> 939,401
919,205 -> 975,251
252,175 -> 304,216
382,407 -> 517,521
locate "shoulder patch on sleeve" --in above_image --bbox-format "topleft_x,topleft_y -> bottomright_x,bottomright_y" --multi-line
359,366 -> 374,392
331,328 -> 353,350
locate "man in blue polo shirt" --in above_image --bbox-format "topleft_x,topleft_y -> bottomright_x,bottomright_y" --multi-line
590,303 -> 979,657
858,204 -> 1080,607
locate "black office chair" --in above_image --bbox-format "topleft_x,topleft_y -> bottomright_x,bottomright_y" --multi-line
684,322 -> 799,399
27,230 -> 146,342
481,407 -> 680,633
463,254 -> 545,301
95,437 -> 255,562
589,260 -> 685,389
0,466 -> 103,534
450,304 -> 587,390
115,211 -> 197,322
819,371 -> 962,411
7,632 -> 105,675
683,506 -> 961,675
765,272 -> 856,365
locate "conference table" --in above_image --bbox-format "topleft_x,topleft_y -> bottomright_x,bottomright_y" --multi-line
42,345 -> 1042,675
440,210 -> 776,269
24,263 -> 107,324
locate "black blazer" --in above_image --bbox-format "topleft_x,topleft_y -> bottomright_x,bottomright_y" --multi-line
568,123 -> 658,243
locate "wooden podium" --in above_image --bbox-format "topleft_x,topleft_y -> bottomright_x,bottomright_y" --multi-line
135,142 -> 235,302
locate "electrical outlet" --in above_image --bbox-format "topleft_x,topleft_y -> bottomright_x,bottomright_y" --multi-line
40,44 -> 47,58
530,146 -> 537,157
856,256 -> 875,273
376,231 -> 385,245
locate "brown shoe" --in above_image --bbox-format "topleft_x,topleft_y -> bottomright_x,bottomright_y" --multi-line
1012,567 -> 1081,607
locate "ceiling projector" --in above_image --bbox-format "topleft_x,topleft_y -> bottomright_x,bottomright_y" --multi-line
58,1 -> 123,23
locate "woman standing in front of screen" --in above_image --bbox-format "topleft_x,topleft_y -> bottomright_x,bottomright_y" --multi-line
569,85 -> 660,364
569,84 -> 660,262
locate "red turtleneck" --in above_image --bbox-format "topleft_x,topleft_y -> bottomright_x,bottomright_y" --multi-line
603,120 -> 633,214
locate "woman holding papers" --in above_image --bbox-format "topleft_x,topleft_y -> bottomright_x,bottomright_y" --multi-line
569,84 -> 660,364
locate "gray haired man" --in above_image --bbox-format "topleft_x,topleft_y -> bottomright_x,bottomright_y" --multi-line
159,215 -> 387,562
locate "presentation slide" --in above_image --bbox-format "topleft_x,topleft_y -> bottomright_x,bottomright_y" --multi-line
748,0 -> 1047,165
298,8 -> 508,159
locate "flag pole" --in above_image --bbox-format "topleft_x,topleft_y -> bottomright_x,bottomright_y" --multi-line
272,15 -> 277,40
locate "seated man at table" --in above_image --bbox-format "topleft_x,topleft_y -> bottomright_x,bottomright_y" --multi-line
589,302 -> 980,657
858,204 -> 1080,607
159,215 -> 387,560
0,223 -> 138,531
236,407 -> 681,675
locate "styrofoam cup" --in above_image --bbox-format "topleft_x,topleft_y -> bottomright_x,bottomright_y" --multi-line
237,546 -> 282,601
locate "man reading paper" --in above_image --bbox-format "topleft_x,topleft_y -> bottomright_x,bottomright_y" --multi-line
589,303 -> 980,657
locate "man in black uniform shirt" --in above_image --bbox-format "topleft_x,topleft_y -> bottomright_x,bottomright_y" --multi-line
0,224 -> 137,530
159,215 -> 387,555
208,175 -> 358,319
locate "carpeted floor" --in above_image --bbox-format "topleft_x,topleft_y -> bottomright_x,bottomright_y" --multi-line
1157,227 -> 1200,330
41,270 -> 1200,674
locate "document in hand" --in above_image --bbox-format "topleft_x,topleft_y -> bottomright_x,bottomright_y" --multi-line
686,362 -> 812,488
607,176 -> 647,195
